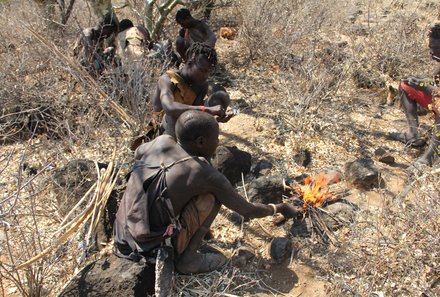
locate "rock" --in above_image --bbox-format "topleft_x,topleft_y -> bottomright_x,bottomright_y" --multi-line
58,254 -> 155,297
247,175 -> 288,204
321,202 -> 357,231
251,159 -> 273,177
374,147 -> 395,164
344,158 -> 382,190
269,237 -> 292,264
232,246 -> 255,268
290,219 -> 312,238
211,146 -> 251,185
293,149 -> 311,167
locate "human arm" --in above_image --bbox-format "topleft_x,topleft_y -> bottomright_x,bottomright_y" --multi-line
158,76 -> 225,117
203,22 -> 217,47
203,170 -> 302,219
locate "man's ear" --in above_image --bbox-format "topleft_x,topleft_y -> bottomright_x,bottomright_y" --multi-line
194,135 -> 205,148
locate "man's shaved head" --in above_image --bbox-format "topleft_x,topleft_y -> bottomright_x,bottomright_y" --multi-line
176,110 -> 219,144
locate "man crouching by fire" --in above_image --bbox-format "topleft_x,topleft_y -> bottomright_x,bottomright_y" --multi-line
389,22 -> 440,174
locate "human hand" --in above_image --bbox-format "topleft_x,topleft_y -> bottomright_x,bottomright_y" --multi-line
277,203 -> 304,219
207,105 -> 226,118
216,109 -> 236,123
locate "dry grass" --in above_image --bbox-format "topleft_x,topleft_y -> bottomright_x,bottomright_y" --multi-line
0,0 -> 439,296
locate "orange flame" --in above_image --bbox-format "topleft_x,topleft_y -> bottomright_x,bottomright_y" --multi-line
292,172 -> 341,209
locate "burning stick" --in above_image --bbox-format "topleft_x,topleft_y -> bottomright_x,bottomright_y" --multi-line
289,172 -> 341,210
287,172 -> 343,244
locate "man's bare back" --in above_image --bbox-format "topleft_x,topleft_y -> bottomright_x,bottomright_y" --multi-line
134,135 -> 277,218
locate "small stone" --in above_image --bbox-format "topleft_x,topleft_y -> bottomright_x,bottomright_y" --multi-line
251,159 -> 273,177
290,219 -> 312,237
374,147 -> 395,164
344,158 -> 382,190
269,237 -> 293,264
322,202 -> 357,231
293,149 -> 311,167
378,155 -> 395,164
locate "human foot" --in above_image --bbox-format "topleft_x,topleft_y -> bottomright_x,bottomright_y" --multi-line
388,132 -> 426,147
176,251 -> 227,274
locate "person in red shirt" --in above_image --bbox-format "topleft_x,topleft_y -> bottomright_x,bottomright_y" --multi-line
390,22 -> 440,172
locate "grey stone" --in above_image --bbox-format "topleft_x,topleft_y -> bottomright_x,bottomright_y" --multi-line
211,146 -> 251,185
269,237 -> 293,264
344,158 -> 382,190
374,147 -> 395,164
321,202 -> 357,231
251,159 -> 273,177
247,175 -> 288,204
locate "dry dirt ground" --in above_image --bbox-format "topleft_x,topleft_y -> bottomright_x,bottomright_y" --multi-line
1,1 -> 440,296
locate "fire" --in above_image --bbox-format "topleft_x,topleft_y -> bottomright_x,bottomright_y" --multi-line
291,172 -> 341,209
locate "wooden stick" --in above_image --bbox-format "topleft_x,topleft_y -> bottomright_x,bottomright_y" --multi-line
15,151 -> 119,269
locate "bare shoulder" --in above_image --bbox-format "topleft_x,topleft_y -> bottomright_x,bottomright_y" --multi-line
158,73 -> 173,87
135,135 -> 174,159
192,160 -> 230,187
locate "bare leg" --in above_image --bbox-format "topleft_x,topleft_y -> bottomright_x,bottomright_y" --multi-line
400,87 -> 420,140
417,114 -> 440,165
175,197 -> 226,274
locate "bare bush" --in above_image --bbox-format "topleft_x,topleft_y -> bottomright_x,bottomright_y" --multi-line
326,172 -> 440,296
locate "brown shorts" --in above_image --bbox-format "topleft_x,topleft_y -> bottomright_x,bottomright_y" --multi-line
174,193 -> 215,255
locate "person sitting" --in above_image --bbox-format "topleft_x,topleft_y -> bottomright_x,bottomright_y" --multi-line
175,8 -> 217,61
390,22 -> 440,172
114,19 -> 151,66
150,42 -> 231,140
73,14 -> 118,76
113,110 -> 303,274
